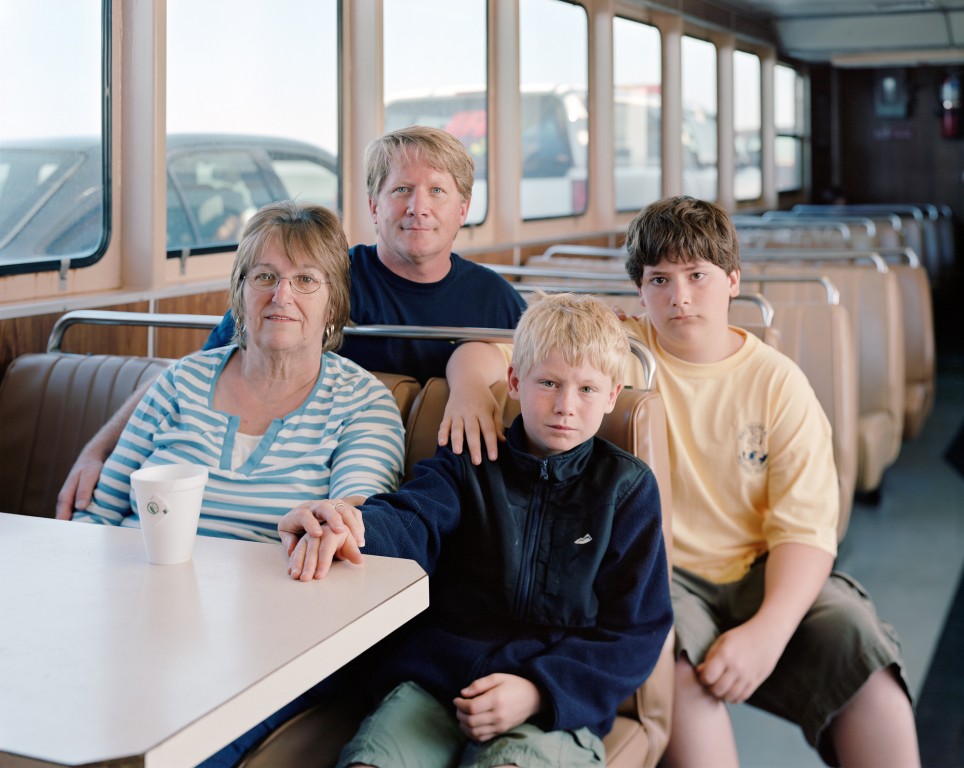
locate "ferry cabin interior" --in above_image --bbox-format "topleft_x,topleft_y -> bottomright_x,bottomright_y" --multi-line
0,1 -> 962,767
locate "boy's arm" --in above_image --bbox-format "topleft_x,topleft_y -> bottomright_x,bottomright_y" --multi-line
281,448 -> 466,579
55,380 -> 154,519
697,542 -> 833,704
440,341 -> 511,464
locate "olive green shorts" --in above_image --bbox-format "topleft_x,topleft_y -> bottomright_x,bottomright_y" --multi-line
671,558 -> 913,766
336,681 -> 604,768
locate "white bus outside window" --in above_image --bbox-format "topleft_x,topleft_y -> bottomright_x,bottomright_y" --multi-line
383,0 -> 488,226
681,35 -> 718,202
613,17 -> 662,213
734,50 -> 762,202
519,0 -> 589,220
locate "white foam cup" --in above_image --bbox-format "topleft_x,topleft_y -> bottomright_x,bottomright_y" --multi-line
130,464 -> 209,565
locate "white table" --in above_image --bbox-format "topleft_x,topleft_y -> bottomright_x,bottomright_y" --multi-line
0,513 -> 428,767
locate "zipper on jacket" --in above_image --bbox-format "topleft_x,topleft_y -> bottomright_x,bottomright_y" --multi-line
516,457 -> 550,617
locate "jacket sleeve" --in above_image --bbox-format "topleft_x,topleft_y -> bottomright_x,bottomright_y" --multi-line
523,468 -> 673,735
358,447 -> 466,574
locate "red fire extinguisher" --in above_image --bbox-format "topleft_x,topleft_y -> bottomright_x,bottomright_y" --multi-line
941,72 -> 961,139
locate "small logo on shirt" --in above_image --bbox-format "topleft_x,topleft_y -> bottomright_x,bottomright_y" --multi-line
737,423 -> 768,473
574,534 -> 593,545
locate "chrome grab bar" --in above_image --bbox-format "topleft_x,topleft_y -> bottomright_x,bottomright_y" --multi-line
46,309 -> 658,391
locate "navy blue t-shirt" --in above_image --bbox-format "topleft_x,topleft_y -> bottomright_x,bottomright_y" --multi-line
204,244 -> 526,383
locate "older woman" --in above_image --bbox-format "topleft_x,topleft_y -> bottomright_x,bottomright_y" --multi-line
76,201 -> 404,542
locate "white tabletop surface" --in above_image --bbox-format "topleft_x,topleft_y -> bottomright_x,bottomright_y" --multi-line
0,512 -> 428,768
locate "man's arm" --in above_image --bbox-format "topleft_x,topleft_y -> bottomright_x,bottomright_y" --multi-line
440,341 -> 511,464
54,381 -> 152,519
57,310 -> 232,521
697,542 -> 834,703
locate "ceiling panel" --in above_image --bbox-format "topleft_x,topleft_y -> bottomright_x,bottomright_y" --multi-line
717,0 -> 964,63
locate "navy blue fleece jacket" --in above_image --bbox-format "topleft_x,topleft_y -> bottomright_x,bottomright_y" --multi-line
358,416 -> 672,737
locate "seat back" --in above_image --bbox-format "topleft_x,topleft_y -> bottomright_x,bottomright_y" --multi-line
886,260 -> 935,439
745,261 -> 904,493
766,302 -> 859,540
371,371 -> 421,426
0,353 -> 173,518
0,353 -> 420,519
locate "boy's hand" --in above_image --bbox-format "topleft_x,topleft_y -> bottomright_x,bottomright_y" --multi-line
452,673 -> 542,742
697,619 -> 785,703
278,500 -> 365,581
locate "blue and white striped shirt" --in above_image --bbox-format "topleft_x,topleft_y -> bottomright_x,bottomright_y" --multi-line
77,346 -> 405,542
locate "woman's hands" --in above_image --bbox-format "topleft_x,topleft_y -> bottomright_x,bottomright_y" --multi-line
278,498 -> 365,581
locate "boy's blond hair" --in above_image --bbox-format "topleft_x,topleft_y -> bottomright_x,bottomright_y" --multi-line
511,293 -> 630,385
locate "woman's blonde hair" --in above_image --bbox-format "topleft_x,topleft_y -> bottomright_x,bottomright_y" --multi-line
364,125 -> 474,202
228,200 -> 350,352
511,293 -> 630,385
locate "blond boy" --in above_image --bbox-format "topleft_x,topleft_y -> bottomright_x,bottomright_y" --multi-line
281,293 -> 672,768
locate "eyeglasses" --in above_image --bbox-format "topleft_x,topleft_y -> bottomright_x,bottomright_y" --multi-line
245,271 -> 328,294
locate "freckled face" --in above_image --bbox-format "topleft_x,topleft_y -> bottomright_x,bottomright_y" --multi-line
637,258 -> 740,362
508,347 -> 620,458
368,160 -> 469,273
243,241 -> 331,357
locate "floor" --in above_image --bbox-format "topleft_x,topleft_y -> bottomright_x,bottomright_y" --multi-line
731,371 -> 964,767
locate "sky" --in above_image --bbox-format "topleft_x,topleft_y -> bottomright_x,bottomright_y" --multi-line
0,0 -> 767,145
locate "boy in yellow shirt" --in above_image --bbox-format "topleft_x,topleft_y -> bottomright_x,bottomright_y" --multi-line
622,196 -> 918,767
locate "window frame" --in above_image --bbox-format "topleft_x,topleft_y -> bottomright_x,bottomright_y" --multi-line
0,0 -> 111,278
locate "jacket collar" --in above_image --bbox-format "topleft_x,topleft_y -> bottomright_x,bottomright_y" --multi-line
504,414 -> 595,483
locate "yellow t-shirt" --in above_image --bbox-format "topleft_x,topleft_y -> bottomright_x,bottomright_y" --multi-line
623,315 -> 839,583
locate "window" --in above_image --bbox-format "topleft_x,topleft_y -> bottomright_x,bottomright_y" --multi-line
775,63 -> 805,193
167,0 -> 339,254
0,1 -> 107,273
734,50 -> 762,201
613,17 -> 662,212
520,0 -> 589,219
681,36 -> 718,201
383,0 -> 488,225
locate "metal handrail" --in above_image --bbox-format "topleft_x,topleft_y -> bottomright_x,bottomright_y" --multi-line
733,215 -> 852,241
541,244 -> 626,260
874,246 -> 921,269
486,262 -> 776,328
740,273 -> 841,305
741,249 -> 888,273
484,264 -> 627,281
732,293 -> 775,327
762,211 -> 878,240
47,310 -> 224,352
46,309 -> 657,390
